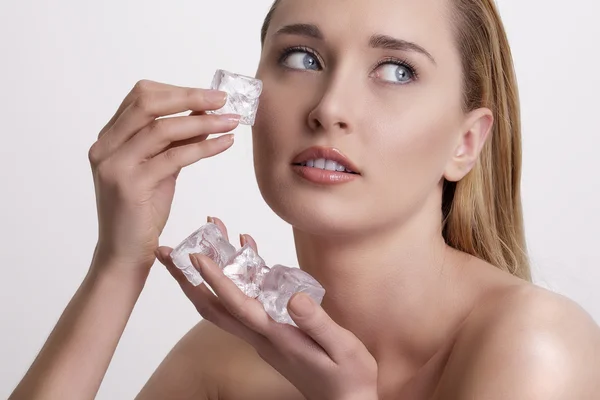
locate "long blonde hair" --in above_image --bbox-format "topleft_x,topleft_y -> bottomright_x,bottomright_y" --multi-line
260,0 -> 531,281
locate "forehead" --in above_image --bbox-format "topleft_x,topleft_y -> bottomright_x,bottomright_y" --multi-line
268,0 -> 453,53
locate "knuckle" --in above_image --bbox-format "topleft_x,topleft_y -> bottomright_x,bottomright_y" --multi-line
341,340 -> 362,361
133,79 -> 154,94
307,318 -> 330,337
132,93 -> 154,114
185,87 -> 196,100
162,147 -> 181,166
147,118 -> 167,136
187,87 -> 210,105
87,143 -> 101,165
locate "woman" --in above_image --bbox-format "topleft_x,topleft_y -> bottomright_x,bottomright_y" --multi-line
9,0 -> 600,399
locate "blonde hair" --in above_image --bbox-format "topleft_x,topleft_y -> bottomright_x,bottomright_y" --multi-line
260,0 -> 531,281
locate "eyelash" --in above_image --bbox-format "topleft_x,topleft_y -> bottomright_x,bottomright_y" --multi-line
277,45 -> 420,83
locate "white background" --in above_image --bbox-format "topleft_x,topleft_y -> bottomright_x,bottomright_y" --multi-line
0,0 -> 598,398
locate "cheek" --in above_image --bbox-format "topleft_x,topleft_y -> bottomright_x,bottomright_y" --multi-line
251,83 -> 298,193
252,75 -> 312,165
370,106 -> 458,186
252,93 -> 279,163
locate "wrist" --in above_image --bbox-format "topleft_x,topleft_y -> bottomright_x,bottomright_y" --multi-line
91,242 -> 154,276
88,254 -> 151,290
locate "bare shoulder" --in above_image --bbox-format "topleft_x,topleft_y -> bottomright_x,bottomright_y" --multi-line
434,283 -> 600,399
135,320 -> 299,400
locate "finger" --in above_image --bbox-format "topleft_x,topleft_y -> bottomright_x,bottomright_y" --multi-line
95,87 -> 228,161
190,253 -> 275,336
160,110 -> 211,157
98,80 -> 169,139
155,246 -> 268,348
139,134 -> 234,184
287,293 -> 360,364
161,130 -> 210,163
166,132 -> 210,150
110,88 -> 227,146
116,113 -> 240,162
159,121 -> 214,181
240,234 -> 258,254
208,216 -> 229,242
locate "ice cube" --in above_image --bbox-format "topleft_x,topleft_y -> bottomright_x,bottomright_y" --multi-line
222,244 -> 270,298
169,224 -> 326,327
169,223 -> 236,286
257,265 -> 326,327
206,69 -> 262,126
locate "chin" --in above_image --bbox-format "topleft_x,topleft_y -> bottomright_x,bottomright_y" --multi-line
256,169 -> 371,237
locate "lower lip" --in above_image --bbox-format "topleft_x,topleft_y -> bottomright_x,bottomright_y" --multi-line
291,165 -> 359,185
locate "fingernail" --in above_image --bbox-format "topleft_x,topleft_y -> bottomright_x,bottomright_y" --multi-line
240,233 -> 246,246
207,216 -> 214,223
219,113 -> 241,123
219,134 -> 234,143
206,90 -> 228,104
289,293 -> 313,316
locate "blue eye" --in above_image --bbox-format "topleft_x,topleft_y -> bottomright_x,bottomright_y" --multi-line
279,47 -> 321,71
374,62 -> 416,84
277,46 -> 419,84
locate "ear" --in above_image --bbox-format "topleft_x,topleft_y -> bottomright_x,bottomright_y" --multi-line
444,107 -> 494,182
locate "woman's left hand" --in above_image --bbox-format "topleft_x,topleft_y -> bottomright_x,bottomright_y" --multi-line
155,217 -> 379,400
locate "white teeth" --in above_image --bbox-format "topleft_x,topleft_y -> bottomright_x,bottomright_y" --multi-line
324,160 -> 336,171
300,159 -> 353,173
314,158 -> 326,169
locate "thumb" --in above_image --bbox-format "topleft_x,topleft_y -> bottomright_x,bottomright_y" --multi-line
155,246 -> 188,285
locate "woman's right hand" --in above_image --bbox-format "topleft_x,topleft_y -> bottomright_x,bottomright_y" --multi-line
87,79 -> 241,274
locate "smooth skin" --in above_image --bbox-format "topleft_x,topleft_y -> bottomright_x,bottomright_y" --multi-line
9,0 -> 600,398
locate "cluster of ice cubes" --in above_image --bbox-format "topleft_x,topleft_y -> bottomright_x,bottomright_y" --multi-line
169,223 -> 325,326
205,69 -> 263,126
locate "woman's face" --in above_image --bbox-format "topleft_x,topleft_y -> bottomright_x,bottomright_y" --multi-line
252,0 -> 481,235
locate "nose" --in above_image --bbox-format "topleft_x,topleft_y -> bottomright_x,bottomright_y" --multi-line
307,71 -> 356,134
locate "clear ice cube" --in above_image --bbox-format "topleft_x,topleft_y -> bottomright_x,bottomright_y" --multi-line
206,69 -> 262,126
169,224 -> 326,327
222,244 -> 271,298
169,223 -> 236,286
258,265 -> 326,327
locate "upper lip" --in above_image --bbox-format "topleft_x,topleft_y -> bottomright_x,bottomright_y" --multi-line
292,146 -> 361,174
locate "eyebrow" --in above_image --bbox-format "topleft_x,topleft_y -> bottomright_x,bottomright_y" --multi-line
274,23 -> 437,66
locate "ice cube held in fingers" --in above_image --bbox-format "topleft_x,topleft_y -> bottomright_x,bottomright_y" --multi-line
258,265 -> 326,327
222,244 -> 271,298
206,69 -> 263,126
169,223 -> 236,286
170,223 -> 327,327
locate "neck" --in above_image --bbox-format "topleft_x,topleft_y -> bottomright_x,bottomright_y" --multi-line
292,206 -> 474,369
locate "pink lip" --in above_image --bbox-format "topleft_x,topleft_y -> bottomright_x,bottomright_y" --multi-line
291,146 -> 361,186
291,165 -> 359,185
291,146 -> 361,174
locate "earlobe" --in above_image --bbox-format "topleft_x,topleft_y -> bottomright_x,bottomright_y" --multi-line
444,108 -> 494,182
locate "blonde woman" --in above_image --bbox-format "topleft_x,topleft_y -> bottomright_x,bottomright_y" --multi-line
10,0 -> 600,399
